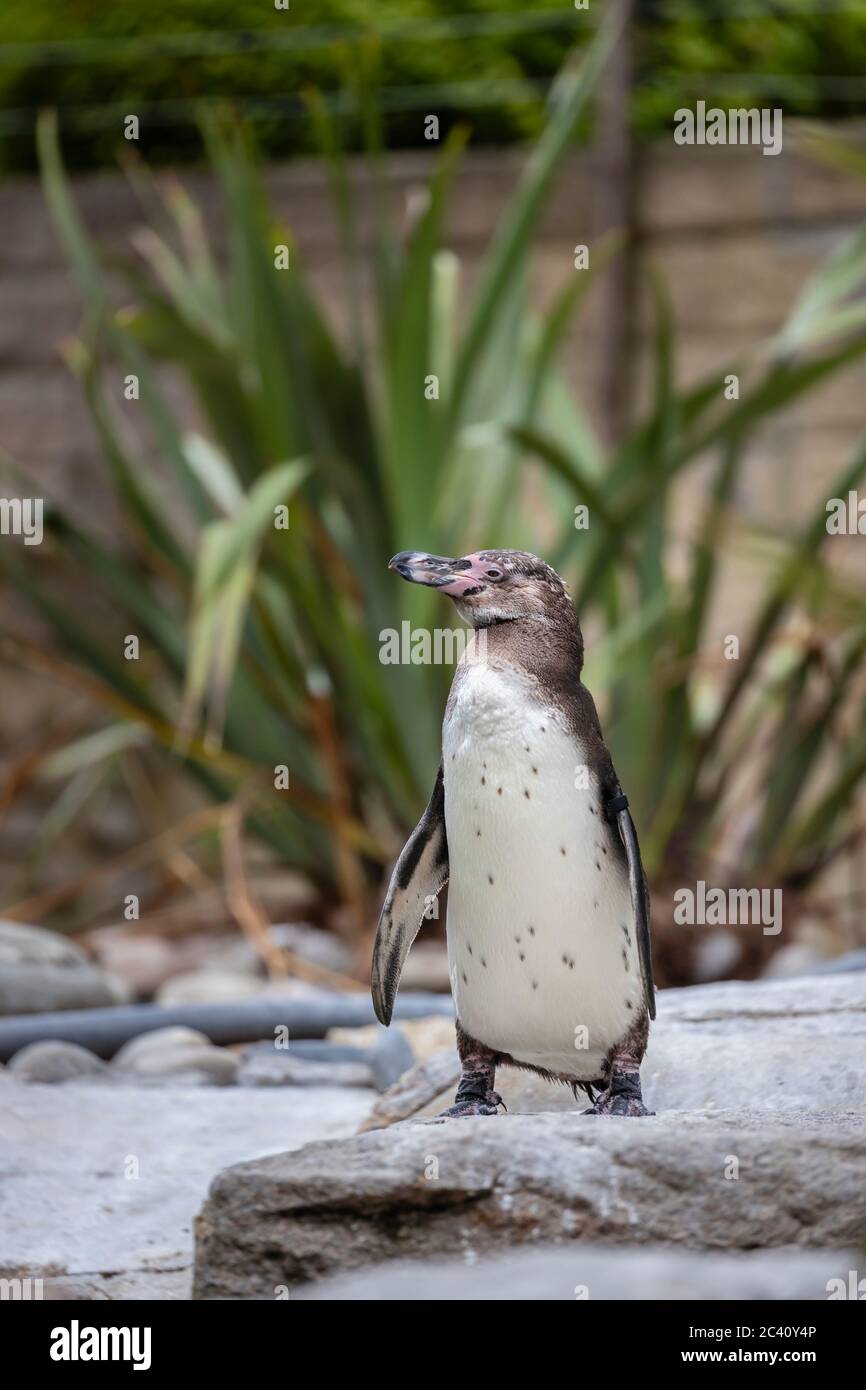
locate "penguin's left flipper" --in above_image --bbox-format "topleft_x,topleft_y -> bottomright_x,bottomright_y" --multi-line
609,790 -> 656,1022
371,764 -> 449,1026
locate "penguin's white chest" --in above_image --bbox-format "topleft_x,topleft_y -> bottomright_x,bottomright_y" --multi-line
442,663 -> 641,1081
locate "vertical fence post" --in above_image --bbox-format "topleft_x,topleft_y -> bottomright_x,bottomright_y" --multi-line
592,0 -> 637,450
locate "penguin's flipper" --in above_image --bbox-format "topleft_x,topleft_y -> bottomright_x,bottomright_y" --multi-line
371,765 -> 448,1026
612,795 -> 656,1021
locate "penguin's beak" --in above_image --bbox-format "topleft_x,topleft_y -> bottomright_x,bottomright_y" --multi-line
388,551 -> 487,597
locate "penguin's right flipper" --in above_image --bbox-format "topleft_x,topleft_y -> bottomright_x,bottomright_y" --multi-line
371,764 -> 449,1025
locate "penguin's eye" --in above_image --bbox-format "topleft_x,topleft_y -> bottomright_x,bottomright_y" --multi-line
485,567 -> 503,581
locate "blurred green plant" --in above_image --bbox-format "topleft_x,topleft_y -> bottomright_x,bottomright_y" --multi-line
4,29 -> 866,943
3,0 -> 866,171
0,0 -> 575,170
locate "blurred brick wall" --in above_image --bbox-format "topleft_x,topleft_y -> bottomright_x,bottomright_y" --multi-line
2,132 -> 865,538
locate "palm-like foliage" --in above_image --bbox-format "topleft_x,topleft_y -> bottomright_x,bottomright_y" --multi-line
3,31 -> 866,948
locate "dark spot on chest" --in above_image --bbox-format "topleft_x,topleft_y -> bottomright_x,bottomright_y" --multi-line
488,874 -> 494,885
528,925 -> 536,936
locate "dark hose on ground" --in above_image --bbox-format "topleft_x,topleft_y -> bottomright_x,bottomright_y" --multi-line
0,992 -> 454,1061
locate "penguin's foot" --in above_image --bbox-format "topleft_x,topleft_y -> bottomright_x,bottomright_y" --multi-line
434,1089 -> 504,1120
433,1030 -> 503,1121
583,1088 -> 653,1117
582,1068 -> 653,1117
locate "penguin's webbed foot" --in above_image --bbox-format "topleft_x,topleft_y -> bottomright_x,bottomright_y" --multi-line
429,1029 -> 503,1121
582,1071 -> 653,1117
583,1089 -> 653,1117
433,1089 -> 504,1120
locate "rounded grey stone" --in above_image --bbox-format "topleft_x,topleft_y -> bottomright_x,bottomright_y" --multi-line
0,921 -> 130,1015
112,1026 -> 211,1071
8,1040 -> 107,1083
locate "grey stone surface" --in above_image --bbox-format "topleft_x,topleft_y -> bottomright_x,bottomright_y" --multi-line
193,1108 -> 866,1298
237,1051 -> 372,1088
7,1040 -> 107,1083
39,1267 -> 191,1301
0,1074 -> 372,1297
644,973 -> 866,1115
0,921 -> 129,1016
296,1244 -> 859,1302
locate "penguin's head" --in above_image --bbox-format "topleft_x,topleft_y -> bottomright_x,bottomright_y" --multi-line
388,549 -> 573,628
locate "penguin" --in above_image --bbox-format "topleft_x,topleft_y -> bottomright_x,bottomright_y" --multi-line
372,549 -> 656,1117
